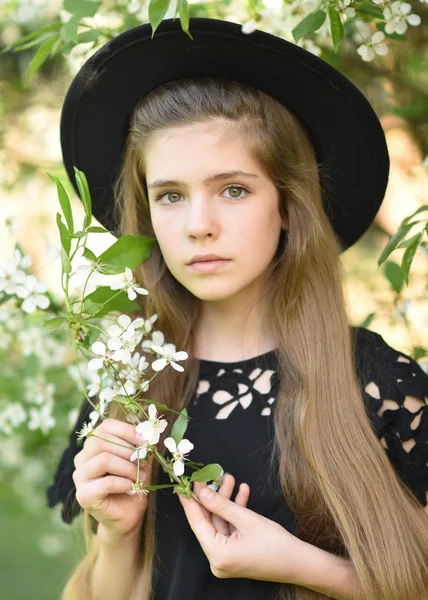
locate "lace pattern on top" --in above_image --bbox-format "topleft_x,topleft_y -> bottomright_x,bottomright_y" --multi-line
195,365 -> 278,419
356,328 -> 428,507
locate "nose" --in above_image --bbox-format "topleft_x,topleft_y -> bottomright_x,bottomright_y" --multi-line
185,195 -> 219,239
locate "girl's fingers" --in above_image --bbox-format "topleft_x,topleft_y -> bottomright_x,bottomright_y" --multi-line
230,482 -> 250,534
193,481 -> 213,521
211,473 -> 236,535
73,451 -> 147,486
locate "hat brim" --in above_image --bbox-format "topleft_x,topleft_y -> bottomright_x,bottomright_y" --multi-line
60,17 -> 389,251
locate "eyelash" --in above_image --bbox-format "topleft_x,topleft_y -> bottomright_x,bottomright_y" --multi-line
154,185 -> 250,205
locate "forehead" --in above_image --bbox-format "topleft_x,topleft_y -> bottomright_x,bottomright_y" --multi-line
144,119 -> 264,181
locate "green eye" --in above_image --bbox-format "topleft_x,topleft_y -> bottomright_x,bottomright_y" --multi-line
224,185 -> 248,199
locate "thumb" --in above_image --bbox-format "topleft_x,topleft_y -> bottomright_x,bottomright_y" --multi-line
198,486 -> 244,529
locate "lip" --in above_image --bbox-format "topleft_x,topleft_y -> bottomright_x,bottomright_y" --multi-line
187,259 -> 231,273
187,254 -> 227,265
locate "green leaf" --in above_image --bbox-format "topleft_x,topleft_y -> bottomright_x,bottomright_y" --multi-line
171,408 -> 189,445
63,0 -> 99,17
56,213 -> 71,255
47,173 -> 74,234
292,10 -> 326,43
397,231 -> 424,249
401,232 -> 422,285
42,317 -> 66,330
26,36 -> 59,83
384,260 -> 405,293
328,8 -> 344,52
83,247 -> 98,262
358,312 -> 375,329
0,24 -> 62,55
178,0 -> 193,38
71,231 -> 87,239
355,1 -> 383,19
402,204 -> 428,225
87,226 -> 110,233
82,299 -> 103,315
412,347 -> 427,361
61,247 -> 72,275
61,15 -> 80,44
149,0 -> 171,37
77,28 -> 101,44
377,221 -> 420,266
5,34 -> 57,53
83,286 -> 140,317
73,167 -> 92,228
98,235 -> 154,275
190,464 -> 223,483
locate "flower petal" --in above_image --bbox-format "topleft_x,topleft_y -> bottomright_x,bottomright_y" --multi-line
164,436 -> 177,453
152,358 -> 167,371
170,361 -> 184,372
173,351 -> 188,361
177,439 -> 194,455
150,344 -> 165,355
91,341 -> 106,356
148,403 -> 157,419
88,358 -> 104,371
107,325 -> 122,339
173,459 -> 185,477
118,314 -> 132,329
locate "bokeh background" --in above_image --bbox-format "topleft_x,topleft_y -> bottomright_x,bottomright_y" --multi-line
1,1 -> 427,598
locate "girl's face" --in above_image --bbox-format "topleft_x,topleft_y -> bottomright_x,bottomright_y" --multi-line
145,119 -> 287,303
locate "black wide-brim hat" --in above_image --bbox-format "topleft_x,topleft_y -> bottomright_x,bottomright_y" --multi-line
60,17 -> 390,251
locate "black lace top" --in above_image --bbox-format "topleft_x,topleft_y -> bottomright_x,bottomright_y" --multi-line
47,326 -> 428,600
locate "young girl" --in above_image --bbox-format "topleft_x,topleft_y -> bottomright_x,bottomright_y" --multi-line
47,17 -> 428,600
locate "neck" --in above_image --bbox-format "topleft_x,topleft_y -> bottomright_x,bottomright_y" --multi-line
192,281 -> 277,362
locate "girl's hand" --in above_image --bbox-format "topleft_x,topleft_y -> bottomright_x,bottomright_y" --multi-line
178,474 -> 306,584
72,418 -> 154,543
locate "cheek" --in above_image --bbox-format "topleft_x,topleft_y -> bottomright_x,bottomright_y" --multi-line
150,213 -> 176,255
236,210 -> 281,257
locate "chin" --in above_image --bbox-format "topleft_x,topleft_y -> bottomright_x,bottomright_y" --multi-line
184,281 -> 247,302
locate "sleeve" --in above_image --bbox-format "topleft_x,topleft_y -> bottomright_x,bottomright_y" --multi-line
46,397 -> 93,524
354,326 -> 428,507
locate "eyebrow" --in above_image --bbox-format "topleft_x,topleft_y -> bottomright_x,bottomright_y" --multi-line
147,170 -> 259,190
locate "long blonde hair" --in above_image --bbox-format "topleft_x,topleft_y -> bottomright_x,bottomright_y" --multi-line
62,76 -> 428,600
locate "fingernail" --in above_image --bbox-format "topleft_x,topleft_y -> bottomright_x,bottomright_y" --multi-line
200,487 -> 214,500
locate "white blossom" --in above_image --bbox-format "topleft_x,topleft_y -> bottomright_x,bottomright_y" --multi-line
142,329 -> 164,351
357,31 -> 389,61
0,402 -> 27,434
135,403 -> 168,445
24,376 -> 55,406
130,444 -> 150,462
27,402 -> 56,434
89,396 -> 109,426
88,341 -> 112,371
117,352 -> 149,396
0,255 -> 27,295
1,215 -> 17,235
127,481 -> 149,498
164,437 -> 194,477
15,275 -> 50,313
150,343 -> 188,372
241,19 -> 257,34
107,314 -> 144,364
110,267 -> 149,301
382,1 -> 421,34
77,421 -> 94,440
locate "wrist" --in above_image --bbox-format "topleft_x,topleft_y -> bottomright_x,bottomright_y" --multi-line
287,541 -> 361,600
